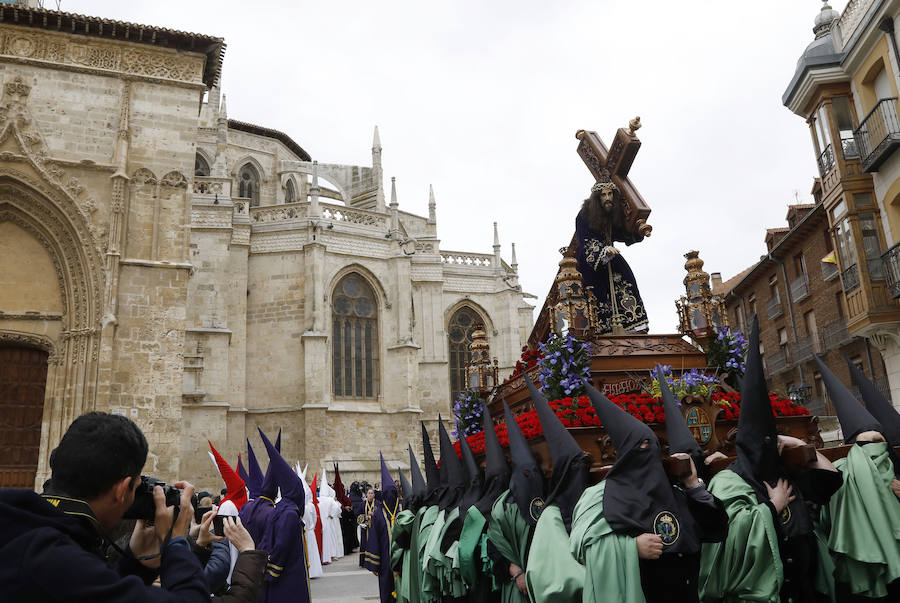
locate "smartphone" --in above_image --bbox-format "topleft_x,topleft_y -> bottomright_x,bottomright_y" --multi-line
212,515 -> 226,537
195,505 -> 212,525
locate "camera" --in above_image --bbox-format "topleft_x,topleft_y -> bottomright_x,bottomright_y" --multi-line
124,476 -> 181,520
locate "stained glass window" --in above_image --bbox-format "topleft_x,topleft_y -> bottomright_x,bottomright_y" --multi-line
448,307 -> 482,404
332,274 -> 379,398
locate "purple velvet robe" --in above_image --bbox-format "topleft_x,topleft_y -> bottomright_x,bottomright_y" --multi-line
363,502 -> 395,602
239,497 -> 275,549
258,500 -> 311,603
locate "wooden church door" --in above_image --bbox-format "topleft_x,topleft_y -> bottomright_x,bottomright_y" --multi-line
0,346 -> 48,489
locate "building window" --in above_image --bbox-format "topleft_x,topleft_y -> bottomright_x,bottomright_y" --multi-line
794,254 -> 806,279
195,154 -> 210,177
832,96 -> 858,159
332,274 -> 379,399
448,306 -> 482,404
284,179 -> 296,203
778,328 -> 788,354
768,275 -> 780,303
860,213 -> 885,280
850,355 -> 865,375
748,293 -> 757,318
834,218 -> 856,270
238,163 -> 260,207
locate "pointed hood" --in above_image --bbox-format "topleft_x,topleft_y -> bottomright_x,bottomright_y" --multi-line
437,418 -> 466,510
733,316 -> 809,537
310,473 -> 319,505
524,371 -> 590,531
298,462 -> 313,506
237,454 -> 249,487
472,402 -> 511,516
333,463 -> 351,507
503,401 -> 545,526
658,367 -> 703,476
245,439 -> 264,498
397,467 -> 412,510
274,428 -> 282,453
815,356 -> 881,443
585,382 -> 699,552
421,422 -> 442,505
407,445 -> 427,513
319,466 -> 335,498
257,430 -> 278,501
258,427 -> 304,508
380,453 -> 399,511
456,435 -> 484,514
846,359 -> 900,476
208,441 -> 248,510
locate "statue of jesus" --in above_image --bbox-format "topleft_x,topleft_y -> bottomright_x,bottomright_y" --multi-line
575,180 -> 649,333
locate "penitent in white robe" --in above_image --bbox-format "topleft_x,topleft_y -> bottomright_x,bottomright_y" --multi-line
318,469 -> 345,561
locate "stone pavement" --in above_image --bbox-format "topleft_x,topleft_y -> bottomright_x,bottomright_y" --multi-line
310,550 -> 381,602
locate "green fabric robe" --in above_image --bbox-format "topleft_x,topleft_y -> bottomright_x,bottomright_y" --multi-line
525,503 -> 584,602
569,481 -> 645,603
459,505 -> 498,601
423,507 -> 466,598
820,442 -> 900,598
699,469 -> 783,602
416,505 -> 440,603
421,508 -> 446,601
485,490 -> 532,603
391,508 -> 423,603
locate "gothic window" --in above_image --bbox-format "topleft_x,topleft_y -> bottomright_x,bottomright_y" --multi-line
238,163 -> 260,207
448,306 -> 481,404
284,178 -> 296,203
332,274 -> 379,398
194,154 -> 210,177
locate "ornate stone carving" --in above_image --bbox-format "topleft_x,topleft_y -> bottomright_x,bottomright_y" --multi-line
0,30 -> 205,86
132,167 -> 158,186
160,171 -> 187,188
0,330 -> 59,365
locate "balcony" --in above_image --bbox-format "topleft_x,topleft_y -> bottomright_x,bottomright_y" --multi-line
793,335 -> 821,363
853,98 -> 900,172
766,296 -> 783,320
840,136 -> 860,160
821,318 -> 854,349
817,144 -> 835,177
767,348 -> 791,375
842,263 -> 860,293
821,256 -> 839,281
883,241 -> 900,299
791,274 -> 810,303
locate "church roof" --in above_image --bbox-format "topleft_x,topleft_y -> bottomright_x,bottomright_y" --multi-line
227,119 -> 312,161
0,5 -> 225,87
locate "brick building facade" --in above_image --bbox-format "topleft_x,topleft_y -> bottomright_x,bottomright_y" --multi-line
712,188 -> 890,417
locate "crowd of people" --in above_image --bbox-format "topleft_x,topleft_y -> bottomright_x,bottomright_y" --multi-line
0,317 -> 899,602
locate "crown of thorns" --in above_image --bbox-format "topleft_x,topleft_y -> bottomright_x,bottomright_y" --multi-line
591,181 -> 617,193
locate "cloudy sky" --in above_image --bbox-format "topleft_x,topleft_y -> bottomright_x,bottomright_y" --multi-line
69,0 -> 846,333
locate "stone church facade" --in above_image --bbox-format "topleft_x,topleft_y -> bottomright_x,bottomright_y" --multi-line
0,4 -> 533,489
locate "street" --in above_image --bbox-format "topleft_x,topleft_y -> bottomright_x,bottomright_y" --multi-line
310,551 -> 382,602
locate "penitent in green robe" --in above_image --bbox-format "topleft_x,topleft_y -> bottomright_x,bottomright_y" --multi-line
525,503 -> 584,602
421,508 -> 446,602
569,481 -> 645,603
416,505 -> 440,603
820,442 -> 900,598
391,508 -> 423,603
423,507 -> 467,599
699,469 -> 783,602
458,506 -> 498,602
485,491 -> 532,603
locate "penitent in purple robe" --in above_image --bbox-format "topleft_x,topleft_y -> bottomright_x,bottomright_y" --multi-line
363,502 -> 395,603
239,496 -> 275,547
258,500 -> 311,603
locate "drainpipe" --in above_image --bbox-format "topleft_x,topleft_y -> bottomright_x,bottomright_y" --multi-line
774,254 -> 800,343
880,18 -> 900,76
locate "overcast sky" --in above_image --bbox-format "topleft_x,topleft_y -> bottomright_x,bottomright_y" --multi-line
69,0 -> 847,333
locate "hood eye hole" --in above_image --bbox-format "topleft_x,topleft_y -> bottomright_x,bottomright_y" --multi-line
639,439 -> 651,450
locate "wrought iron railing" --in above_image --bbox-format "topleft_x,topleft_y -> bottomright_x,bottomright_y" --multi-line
841,136 -> 860,159
821,258 -> 839,281
883,241 -> 900,298
842,263 -> 860,292
817,144 -> 835,176
766,296 -> 783,320
791,274 -> 810,302
793,335 -> 821,363
821,319 -> 853,349
854,97 -> 900,171
767,348 -> 791,375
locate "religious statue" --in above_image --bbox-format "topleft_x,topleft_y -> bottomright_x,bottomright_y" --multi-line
575,179 -> 648,333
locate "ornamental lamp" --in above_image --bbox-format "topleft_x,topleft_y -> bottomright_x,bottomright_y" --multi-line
676,250 -> 728,349
788,381 -> 812,406
466,325 -> 499,395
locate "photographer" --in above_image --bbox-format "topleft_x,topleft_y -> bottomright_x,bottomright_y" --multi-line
0,412 -> 209,602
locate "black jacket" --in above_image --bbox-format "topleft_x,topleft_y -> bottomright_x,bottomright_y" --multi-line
0,489 -> 209,602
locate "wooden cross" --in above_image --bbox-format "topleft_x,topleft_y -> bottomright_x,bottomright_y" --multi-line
576,119 -> 652,238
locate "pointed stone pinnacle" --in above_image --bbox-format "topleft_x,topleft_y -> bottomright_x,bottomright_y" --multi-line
373,125 -> 382,150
